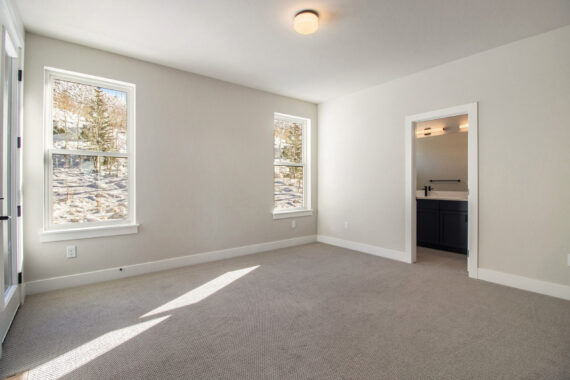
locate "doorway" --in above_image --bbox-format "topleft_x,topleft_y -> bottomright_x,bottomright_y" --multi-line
405,103 -> 478,278
0,27 -> 22,348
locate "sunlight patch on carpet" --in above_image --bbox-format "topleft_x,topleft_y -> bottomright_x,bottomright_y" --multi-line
141,265 -> 259,318
28,315 -> 170,380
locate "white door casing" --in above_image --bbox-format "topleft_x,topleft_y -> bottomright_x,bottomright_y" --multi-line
405,103 -> 478,278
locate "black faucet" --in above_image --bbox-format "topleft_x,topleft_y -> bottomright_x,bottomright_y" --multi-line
423,185 -> 433,196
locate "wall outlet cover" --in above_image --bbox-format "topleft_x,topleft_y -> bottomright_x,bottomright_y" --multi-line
291,220 -> 297,229
66,246 -> 77,258
344,221 -> 349,229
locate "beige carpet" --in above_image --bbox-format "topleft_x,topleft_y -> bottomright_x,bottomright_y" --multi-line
1,243 -> 569,379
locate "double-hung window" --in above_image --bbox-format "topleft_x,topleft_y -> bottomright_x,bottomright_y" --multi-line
42,68 -> 136,241
273,113 -> 311,218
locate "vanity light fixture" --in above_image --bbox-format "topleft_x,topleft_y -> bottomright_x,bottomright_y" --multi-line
415,127 -> 443,134
416,123 -> 467,138
294,10 -> 319,35
416,126 -> 448,138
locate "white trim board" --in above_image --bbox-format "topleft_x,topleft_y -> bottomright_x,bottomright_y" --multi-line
478,268 -> 570,301
317,235 -> 569,300
25,235 -> 317,295
317,235 -> 410,263
40,224 -> 139,242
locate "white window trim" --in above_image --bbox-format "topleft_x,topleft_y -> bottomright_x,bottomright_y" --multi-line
40,223 -> 139,243
41,67 -> 137,241
272,112 -> 311,219
272,209 -> 313,219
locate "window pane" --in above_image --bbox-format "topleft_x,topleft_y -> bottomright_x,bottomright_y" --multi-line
274,117 -> 303,164
274,166 -> 303,210
52,154 -> 128,224
52,79 -> 127,153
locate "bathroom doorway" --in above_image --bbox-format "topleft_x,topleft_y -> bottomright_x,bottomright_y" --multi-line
405,103 -> 478,278
416,114 -> 468,272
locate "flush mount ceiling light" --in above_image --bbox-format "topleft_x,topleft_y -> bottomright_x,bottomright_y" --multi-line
294,10 -> 319,35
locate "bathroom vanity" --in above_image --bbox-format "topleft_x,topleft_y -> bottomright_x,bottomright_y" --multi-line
416,191 -> 468,254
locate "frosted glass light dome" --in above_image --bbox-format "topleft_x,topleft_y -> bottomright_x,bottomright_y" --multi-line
294,10 -> 319,35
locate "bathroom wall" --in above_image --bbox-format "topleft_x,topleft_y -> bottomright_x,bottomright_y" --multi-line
416,132 -> 468,192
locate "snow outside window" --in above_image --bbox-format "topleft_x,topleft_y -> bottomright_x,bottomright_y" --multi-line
44,69 -> 136,233
273,113 -> 309,213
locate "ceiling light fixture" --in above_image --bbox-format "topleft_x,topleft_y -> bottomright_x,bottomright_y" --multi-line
294,10 -> 319,35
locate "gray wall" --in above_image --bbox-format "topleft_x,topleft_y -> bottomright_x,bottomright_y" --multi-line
416,133 -> 468,191
23,33 -> 318,282
318,26 -> 570,286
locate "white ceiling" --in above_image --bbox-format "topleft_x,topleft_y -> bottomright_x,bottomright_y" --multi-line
17,0 -> 570,103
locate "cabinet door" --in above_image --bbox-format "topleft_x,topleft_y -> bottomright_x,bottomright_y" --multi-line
440,211 -> 468,253
417,208 -> 439,246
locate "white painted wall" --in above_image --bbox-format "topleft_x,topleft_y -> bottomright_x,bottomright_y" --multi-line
318,25 -> 570,286
416,133 -> 468,192
23,34 -> 317,282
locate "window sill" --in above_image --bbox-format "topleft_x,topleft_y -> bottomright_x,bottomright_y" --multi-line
40,224 -> 139,243
273,209 -> 313,219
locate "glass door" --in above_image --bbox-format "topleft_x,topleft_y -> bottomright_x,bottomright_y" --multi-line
0,27 -> 21,346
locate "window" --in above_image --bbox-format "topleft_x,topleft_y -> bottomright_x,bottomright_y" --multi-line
273,113 -> 311,218
42,68 -> 136,241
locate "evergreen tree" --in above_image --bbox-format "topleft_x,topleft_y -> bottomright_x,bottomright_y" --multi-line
82,88 -> 113,151
286,123 -> 303,192
82,88 -> 115,172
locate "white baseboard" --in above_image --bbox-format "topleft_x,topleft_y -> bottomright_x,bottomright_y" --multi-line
478,268 -> 570,301
26,233 -> 568,301
317,236 -> 569,300
317,235 -> 410,263
25,235 -> 317,295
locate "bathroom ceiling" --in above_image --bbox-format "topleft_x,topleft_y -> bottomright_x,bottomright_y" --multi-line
17,0 -> 570,103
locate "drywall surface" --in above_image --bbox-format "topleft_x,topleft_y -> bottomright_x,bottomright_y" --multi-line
318,25 -> 570,286
416,133 -> 468,191
24,33 -> 317,281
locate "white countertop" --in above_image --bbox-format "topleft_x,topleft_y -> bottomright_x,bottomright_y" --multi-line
416,190 -> 468,201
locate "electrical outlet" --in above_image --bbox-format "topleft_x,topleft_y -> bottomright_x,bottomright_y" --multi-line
291,220 -> 297,229
66,245 -> 77,258
567,254 -> 570,266
344,221 -> 349,229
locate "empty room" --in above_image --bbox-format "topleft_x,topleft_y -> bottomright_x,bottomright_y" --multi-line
0,0 -> 569,379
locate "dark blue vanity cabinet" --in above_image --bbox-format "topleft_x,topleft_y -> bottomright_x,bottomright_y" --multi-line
417,199 -> 468,254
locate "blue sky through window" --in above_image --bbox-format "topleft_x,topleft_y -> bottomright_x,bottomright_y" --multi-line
101,87 -> 127,101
